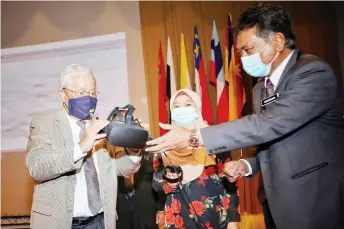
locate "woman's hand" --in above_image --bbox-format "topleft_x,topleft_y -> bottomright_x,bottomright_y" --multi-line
165,171 -> 181,191
156,211 -> 165,226
227,222 -> 240,229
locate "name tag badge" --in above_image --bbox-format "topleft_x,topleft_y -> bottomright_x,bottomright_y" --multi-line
261,93 -> 280,107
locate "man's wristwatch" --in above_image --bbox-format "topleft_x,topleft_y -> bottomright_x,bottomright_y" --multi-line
188,129 -> 200,148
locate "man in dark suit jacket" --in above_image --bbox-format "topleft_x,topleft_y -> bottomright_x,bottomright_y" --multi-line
146,3 -> 344,229
257,171 -> 275,229
253,81 -> 276,229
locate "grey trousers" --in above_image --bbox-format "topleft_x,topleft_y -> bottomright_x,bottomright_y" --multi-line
72,213 -> 104,229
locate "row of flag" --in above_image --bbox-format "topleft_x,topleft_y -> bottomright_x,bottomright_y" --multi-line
158,15 -> 246,136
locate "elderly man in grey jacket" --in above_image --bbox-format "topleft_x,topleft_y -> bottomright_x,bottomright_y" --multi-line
26,64 -> 142,229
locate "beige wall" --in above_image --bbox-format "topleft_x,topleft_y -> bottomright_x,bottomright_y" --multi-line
1,1 -> 148,121
1,1 -> 146,216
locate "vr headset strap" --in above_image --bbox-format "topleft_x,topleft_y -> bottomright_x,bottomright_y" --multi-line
107,104 -> 136,124
107,108 -> 123,121
124,105 -> 135,124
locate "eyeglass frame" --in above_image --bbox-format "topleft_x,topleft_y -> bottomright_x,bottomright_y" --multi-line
63,88 -> 99,98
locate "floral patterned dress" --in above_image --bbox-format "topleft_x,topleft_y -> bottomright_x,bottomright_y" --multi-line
153,152 -> 240,229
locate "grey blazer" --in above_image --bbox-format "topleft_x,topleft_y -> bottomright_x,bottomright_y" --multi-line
26,110 -> 141,229
201,50 -> 344,229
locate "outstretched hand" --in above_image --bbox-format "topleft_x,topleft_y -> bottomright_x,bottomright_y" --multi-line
145,123 -> 193,153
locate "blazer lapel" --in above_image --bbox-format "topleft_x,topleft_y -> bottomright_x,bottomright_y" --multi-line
55,109 -> 74,147
96,148 -> 113,225
253,82 -> 266,115
275,49 -> 301,92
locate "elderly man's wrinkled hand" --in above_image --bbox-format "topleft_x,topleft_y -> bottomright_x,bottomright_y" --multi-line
156,211 -> 165,226
79,119 -> 109,153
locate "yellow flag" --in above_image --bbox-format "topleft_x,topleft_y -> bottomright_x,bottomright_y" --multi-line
180,33 -> 191,89
226,14 -> 246,121
228,46 -> 239,121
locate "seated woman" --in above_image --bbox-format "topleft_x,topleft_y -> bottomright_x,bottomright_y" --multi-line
152,89 -> 240,229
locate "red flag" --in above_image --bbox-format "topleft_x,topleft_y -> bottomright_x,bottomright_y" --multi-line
158,41 -> 168,136
194,26 -> 214,125
210,21 -> 229,124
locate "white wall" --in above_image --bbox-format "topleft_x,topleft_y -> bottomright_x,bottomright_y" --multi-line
2,33 -> 130,151
1,1 -> 148,123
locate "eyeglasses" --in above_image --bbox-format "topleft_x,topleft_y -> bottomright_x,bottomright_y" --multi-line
63,88 -> 99,98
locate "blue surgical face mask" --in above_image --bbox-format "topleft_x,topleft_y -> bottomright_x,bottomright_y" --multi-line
241,38 -> 278,77
171,107 -> 198,128
66,96 -> 97,120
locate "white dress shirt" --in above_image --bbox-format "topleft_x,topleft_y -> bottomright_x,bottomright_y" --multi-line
241,50 -> 294,176
67,115 -> 104,217
66,113 -> 141,217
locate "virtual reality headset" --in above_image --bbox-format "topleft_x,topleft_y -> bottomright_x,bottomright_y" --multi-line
103,104 -> 149,149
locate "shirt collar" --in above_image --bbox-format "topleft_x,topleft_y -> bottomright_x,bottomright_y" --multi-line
265,50 -> 294,88
64,109 -> 89,126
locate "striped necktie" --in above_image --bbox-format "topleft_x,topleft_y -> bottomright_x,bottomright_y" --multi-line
266,78 -> 275,97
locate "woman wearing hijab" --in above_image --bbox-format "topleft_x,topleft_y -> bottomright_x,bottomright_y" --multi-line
152,89 -> 240,229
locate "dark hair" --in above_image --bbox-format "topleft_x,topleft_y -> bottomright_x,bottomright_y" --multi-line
235,3 -> 296,49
